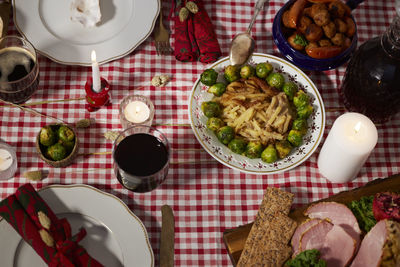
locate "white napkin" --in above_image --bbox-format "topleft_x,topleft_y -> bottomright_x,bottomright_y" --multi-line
70,0 -> 101,28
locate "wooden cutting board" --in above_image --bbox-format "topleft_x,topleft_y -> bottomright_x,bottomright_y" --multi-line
222,173 -> 400,266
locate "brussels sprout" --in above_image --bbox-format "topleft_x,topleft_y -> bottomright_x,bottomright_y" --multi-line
293,90 -> 310,109
39,126 -> 57,147
201,101 -> 221,118
228,138 -> 248,154
275,140 -> 293,159
217,126 -> 235,145
255,62 -> 273,79
200,69 -> 218,86
60,140 -> 75,153
292,118 -> 308,135
288,130 -> 303,147
245,141 -> 264,159
208,82 -> 226,97
47,143 -> 67,161
224,65 -> 240,83
58,125 -> 75,143
266,72 -> 285,90
261,144 -> 278,163
206,117 -> 225,132
297,104 -> 314,119
240,65 -> 255,79
282,82 -> 298,100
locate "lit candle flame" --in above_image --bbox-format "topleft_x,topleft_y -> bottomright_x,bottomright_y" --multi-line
91,50 -> 97,63
354,121 -> 361,134
135,106 -> 141,113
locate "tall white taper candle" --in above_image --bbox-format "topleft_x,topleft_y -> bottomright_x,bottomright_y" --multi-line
91,50 -> 101,93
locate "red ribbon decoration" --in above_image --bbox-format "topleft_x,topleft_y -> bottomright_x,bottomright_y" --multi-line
49,228 -> 87,267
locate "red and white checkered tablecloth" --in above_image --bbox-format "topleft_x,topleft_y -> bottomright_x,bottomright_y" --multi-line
1,0 -> 399,266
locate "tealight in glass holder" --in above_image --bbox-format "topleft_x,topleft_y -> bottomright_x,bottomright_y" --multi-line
119,95 -> 154,129
0,141 -> 17,180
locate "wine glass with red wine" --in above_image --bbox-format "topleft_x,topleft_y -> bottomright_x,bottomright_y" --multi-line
0,36 -> 39,104
113,125 -> 170,193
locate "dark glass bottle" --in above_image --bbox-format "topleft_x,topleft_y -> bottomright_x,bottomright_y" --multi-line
340,11 -> 400,123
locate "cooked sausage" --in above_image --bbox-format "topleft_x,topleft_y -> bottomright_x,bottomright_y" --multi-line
334,18 -> 347,33
329,0 -> 351,18
322,21 -> 336,38
313,9 -> 331,26
282,11 -> 292,28
287,0 -> 308,28
306,46 -> 343,59
331,32 -> 345,46
288,33 -> 306,50
298,15 -> 313,33
345,16 -> 356,37
305,24 -> 324,42
319,39 -> 332,47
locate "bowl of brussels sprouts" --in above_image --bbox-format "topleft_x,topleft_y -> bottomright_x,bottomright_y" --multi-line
35,124 -> 79,167
189,53 -> 325,174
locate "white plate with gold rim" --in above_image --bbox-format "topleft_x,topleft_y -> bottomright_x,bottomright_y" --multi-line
12,0 -> 160,65
0,184 -> 154,267
189,53 -> 326,175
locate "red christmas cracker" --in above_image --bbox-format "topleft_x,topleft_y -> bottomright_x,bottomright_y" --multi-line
0,184 -> 103,267
191,0 -> 222,63
0,195 -> 57,263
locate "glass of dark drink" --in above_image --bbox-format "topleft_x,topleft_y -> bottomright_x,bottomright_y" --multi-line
113,125 -> 170,193
0,36 -> 39,104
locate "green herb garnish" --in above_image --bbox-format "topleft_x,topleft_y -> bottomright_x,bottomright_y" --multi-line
348,195 -> 376,233
285,249 -> 326,267
293,34 -> 309,47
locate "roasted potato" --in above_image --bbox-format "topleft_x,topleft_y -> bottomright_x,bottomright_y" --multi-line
304,24 -> 323,42
322,21 -> 336,38
334,18 -> 347,33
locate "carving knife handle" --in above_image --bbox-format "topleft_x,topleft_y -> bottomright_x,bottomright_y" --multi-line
160,204 -> 175,267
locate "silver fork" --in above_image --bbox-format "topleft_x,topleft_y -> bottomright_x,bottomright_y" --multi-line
153,3 -> 173,55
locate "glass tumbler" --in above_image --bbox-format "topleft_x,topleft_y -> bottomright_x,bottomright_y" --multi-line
0,35 -> 39,104
113,125 -> 169,193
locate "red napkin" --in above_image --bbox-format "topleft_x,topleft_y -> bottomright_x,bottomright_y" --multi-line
0,183 -> 103,267
172,0 -> 221,63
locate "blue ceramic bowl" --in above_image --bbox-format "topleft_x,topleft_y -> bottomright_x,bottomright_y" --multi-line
272,0 -> 358,71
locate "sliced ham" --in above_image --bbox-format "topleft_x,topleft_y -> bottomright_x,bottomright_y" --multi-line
305,202 -> 361,249
291,218 -> 321,256
350,220 -> 400,267
320,225 -> 357,267
299,219 -> 333,252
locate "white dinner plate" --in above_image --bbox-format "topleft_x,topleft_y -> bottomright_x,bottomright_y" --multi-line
189,53 -> 326,174
0,184 -> 154,267
12,0 -> 160,65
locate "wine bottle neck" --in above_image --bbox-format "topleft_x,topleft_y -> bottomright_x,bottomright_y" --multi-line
381,15 -> 400,60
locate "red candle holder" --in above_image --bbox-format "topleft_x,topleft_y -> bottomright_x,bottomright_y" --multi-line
85,77 -> 111,112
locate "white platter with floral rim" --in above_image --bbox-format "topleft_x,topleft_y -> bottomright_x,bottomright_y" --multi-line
189,53 -> 326,174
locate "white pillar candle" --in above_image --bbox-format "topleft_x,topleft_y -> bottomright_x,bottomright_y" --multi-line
91,50 -> 101,93
124,100 -> 150,123
0,148 -> 13,171
318,113 -> 378,183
